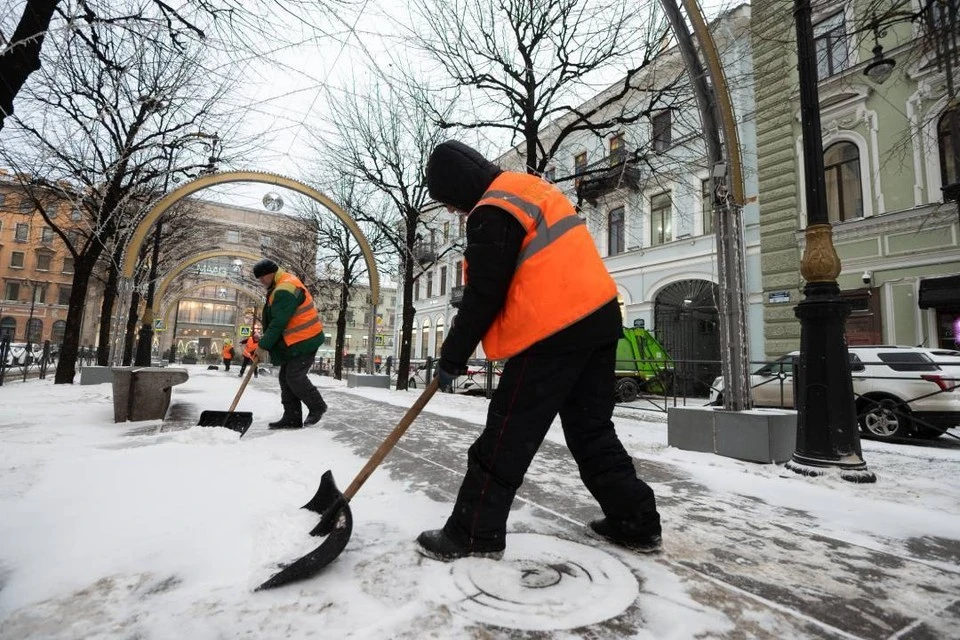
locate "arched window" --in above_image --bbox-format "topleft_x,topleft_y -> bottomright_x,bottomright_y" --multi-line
434,317 -> 445,356
27,318 -> 43,343
0,317 -> 15,341
823,141 -> 863,223
421,319 -> 430,359
938,106 -> 959,193
51,320 -> 66,345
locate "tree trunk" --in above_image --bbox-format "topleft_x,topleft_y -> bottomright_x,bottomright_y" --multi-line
0,0 -> 60,132
334,280 -> 349,380
122,289 -> 142,366
96,259 -> 120,366
395,218 -> 418,390
53,255 -> 97,383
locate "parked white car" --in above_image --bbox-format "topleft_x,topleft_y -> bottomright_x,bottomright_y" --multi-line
2,342 -> 44,367
709,346 -> 960,441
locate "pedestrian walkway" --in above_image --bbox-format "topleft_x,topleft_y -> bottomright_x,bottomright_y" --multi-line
0,366 -> 958,639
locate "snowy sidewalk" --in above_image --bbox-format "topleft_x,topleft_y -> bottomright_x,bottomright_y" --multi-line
1,366 -> 959,639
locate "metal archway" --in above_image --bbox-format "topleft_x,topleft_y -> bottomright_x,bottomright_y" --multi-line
154,250 -> 264,315
122,170 -> 379,306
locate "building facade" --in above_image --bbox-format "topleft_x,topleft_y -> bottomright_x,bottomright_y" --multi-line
752,0 -> 960,355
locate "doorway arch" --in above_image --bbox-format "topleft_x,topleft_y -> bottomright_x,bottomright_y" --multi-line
653,279 -> 721,397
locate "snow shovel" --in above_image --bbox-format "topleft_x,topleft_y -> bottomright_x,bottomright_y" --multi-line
257,376 -> 441,591
197,356 -> 258,437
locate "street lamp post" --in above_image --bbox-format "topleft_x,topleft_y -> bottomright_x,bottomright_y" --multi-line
785,0 -> 875,483
135,218 -> 164,366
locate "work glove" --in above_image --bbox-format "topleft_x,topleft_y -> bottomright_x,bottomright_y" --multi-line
436,360 -> 466,393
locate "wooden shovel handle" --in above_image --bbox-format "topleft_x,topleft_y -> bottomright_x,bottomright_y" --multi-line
342,377 -> 440,501
227,355 -> 258,413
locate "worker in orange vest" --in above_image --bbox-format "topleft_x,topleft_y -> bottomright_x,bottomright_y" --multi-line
252,259 -> 327,429
416,141 -> 661,562
221,341 -> 235,372
238,332 -> 260,378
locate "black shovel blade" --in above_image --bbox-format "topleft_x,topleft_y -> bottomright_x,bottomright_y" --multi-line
255,500 -> 353,591
197,410 -> 253,437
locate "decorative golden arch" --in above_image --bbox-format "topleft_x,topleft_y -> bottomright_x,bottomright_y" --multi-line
154,249 -> 264,314
122,170 -> 380,306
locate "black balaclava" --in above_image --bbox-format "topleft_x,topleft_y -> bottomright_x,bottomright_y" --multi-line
426,140 -> 503,213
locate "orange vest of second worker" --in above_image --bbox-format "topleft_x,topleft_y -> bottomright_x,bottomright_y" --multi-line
222,343 -> 233,360
243,337 -> 259,359
469,171 -> 617,360
267,270 -> 324,345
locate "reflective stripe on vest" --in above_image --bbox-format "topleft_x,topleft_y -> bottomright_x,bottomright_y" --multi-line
268,270 -> 324,345
469,172 -> 617,360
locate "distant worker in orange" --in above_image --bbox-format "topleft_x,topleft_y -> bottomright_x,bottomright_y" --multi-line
221,341 -> 235,372
238,332 -> 260,378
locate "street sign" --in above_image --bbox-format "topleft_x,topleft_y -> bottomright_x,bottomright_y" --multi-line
154,318 -> 163,330
239,325 -> 252,337
768,290 -> 791,304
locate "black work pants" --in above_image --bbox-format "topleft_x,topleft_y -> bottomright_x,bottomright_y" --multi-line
279,351 -> 325,415
238,356 -> 258,377
223,357 -> 232,371
444,341 -> 658,549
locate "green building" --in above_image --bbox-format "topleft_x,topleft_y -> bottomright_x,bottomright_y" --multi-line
752,0 -> 959,355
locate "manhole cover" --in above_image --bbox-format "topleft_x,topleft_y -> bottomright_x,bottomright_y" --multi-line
449,533 -> 638,631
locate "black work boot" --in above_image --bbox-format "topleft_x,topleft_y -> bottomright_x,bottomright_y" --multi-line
268,402 -> 303,429
416,529 -> 504,562
303,400 -> 328,426
588,515 -> 662,553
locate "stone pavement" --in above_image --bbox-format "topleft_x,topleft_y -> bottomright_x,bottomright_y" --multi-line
166,383 -> 960,640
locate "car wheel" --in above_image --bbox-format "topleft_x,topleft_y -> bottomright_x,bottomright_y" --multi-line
615,378 -> 640,403
858,396 -> 910,440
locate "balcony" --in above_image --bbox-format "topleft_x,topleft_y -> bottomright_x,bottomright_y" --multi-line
451,285 -> 465,308
574,152 -> 643,205
412,240 -> 438,265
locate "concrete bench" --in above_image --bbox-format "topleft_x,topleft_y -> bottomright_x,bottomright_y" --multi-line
80,365 -> 114,385
113,367 -> 190,422
667,406 -> 797,464
347,373 -> 391,389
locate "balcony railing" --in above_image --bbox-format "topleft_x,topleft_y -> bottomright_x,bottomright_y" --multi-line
573,152 -> 643,204
451,284 -> 465,308
413,241 -> 438,265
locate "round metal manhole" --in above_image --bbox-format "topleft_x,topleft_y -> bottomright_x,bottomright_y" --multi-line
448,533 -> 638,631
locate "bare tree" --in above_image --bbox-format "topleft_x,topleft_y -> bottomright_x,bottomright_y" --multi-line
0,18 -> 235,383
404,0 -> 677,175
316,79 -> 449,390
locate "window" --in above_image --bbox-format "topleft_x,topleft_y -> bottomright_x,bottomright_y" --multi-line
41,227 -> 54,244
650,192 -> 672,246
5,282 -> 20,300
0,317 -> 15,341
58,284 -> 72,306
652,111 -> 672,152
544,167 -> 556,182
434,318 -> 445,355
0,193 -> 5,207
823,141 -> 862,223
574,152 -> 587,173
609,133 -> 626,164
62,257 -> 74,274
15,223 -> 28,242
36,253 -> 52,271
226,229 -> 240,243
414,279 -> 420,301
442,222 -> 450,243
261,235 -> 272,247
457,215 -> 466,238
814,13 -> 850,80
455,260 -> 463,286
426,270 -> 434,298
701,179 -> 714,235
938,106 -> 959,191
19,198 -> 33,214
70,209 -> 82,221
51,320 -> 66,345
34,285 -> 46,304
421,319 -> 430,359
608,207 -> 625,256
27,318 -> 42,343
440,266 -> 448,295
10,251 -> 25,268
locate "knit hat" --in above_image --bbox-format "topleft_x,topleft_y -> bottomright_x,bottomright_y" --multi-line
252,258 -> 278,278
426,141 -> 502,213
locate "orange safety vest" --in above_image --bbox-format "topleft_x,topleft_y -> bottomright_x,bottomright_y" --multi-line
243,337 -> 259,359
469,172 -> 617,360
222,343 -> 233,360
267,269 -> 324,345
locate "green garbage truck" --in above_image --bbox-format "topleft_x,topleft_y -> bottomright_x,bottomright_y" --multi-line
614,326 -> 674,402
